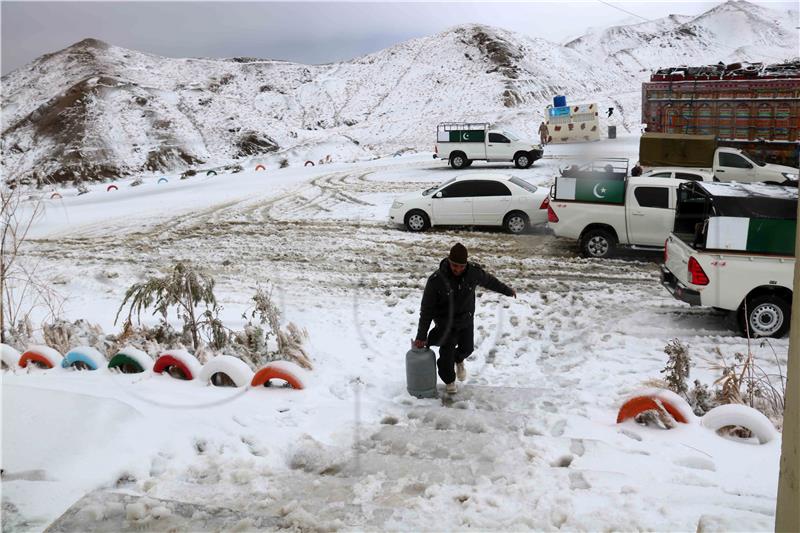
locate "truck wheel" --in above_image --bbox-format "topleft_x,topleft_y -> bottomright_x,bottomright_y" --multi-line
740,295 -> 790,338
503,211 -> 528,234
514,152 -> 531,169
450,153 -> 468,169
581,229 -> 615,258
404,210 -> 430,232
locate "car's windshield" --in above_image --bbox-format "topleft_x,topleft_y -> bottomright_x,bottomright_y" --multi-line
503,131 -> 520,141
509,176 -> 537,193
741,150 -> 766,167
423,177 -> 456,195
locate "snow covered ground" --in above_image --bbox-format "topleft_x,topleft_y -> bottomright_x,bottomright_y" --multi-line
2,133 -> 787,531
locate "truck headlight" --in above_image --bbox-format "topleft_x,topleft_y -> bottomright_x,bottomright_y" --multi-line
391,201 -> 404,209
782,172 -> 798,180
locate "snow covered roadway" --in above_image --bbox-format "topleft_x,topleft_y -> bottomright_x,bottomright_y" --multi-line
2,137 -> 786,531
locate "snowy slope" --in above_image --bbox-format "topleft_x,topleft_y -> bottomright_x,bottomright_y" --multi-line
2,0 -> 798,186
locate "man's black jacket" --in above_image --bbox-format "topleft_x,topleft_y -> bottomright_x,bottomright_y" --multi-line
416,258 -> 513,341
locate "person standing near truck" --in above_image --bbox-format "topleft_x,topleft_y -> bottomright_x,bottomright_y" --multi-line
538,122 -> 550,145
413,243 -> 516,394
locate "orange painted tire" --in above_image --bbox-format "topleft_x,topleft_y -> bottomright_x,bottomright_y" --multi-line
153,355 -> 195,380
107,185 -> 118,192
50,192 -> 63,199
617,390 -> 692,424
251,362 -> 305,389
304,161 -> 315,167
255,164 -> 266,171
19,351 -> 58,369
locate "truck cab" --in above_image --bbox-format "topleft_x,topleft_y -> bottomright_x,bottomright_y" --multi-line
435,122 -> 543,170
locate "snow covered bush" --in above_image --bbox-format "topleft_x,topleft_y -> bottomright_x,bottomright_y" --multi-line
660,339 -> 690,397
42,319 -> 107,356
228,285 -> 312,370
115,261 -> 224,352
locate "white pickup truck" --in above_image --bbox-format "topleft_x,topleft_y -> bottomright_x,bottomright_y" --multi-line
547,160 -> 713,258
435,122 -> 543,169
661,181 -> 796,338
639,133 -> 798,184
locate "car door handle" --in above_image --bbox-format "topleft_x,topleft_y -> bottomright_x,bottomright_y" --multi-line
717,169 -> 725,173
632,212 -> 645,216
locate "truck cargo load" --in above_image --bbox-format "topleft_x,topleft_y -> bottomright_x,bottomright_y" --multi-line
639,133 -> 718,168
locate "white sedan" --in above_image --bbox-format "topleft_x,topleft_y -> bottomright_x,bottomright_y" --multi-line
388,174 -> 549,234
641,168 -> 714,181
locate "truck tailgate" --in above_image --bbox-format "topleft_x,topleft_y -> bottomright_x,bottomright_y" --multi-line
661,233 -> 702,305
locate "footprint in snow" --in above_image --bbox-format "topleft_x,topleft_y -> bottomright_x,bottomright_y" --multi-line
550,419 -> 567,437
569,471 -> 590,490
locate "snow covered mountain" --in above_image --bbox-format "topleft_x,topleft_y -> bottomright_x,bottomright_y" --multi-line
1,0 -> 797,185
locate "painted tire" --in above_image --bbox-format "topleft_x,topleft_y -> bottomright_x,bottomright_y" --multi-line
62,346 -> 106,370
108,346 -> 152,373
158,178 -> 168,184
153,350 -> 202,380
199,355 -> 254,387
19,345 -> 63,369
251,361 -> 307,389
206,170 -> 217,176
107,185 -> 118,192
617,388 -> 695,425
2,343 -> 22,370
50,192 -> 63,199
701,404 -> 778,444
255,164 -> 266,171
304,161 -> 315,167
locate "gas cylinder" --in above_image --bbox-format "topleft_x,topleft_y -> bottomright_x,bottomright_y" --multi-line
406,347 -> 437,398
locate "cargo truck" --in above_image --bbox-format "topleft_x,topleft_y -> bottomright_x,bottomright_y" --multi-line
641,60 -> 800,166
639,133 -> 798,184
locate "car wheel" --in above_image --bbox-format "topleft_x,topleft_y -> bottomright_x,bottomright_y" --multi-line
739,295 -> 790,338
514,153 -> 530,169
450,153 -> 468,169
581,229 -> 615,258
503,211 -> 528,234
404,210 -> 430,232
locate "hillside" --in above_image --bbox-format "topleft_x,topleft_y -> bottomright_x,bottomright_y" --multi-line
1,0 -> 797,185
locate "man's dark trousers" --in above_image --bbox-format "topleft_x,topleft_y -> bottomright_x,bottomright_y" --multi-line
427,323 -> 474,384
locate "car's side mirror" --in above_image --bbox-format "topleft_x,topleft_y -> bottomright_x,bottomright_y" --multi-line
745,163 -> 753,169
434,192 -> 442,198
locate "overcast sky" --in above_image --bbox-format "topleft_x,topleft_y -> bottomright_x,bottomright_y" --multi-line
1,1 -> 795,75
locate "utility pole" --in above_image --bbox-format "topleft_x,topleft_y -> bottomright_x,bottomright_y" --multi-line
775,199 -> 800,532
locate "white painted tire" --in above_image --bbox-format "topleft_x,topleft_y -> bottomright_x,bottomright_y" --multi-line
701,404 -> 778,444
199,355 -> 254,387
1,343 -> 22,370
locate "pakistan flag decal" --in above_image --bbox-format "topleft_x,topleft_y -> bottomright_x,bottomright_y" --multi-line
575,179 -> 625,204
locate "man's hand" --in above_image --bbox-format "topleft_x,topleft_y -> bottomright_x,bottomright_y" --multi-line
510,289 -> 517,298
412,339 -> 426,349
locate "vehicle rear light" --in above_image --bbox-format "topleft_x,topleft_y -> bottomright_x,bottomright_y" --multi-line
547,204 -> 559,223
688,257 -> 709,286
664,238 -> 668,262
539,197 -> 549,210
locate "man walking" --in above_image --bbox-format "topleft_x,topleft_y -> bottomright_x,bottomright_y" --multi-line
538,121 -> 550,145
413,243 -> 516,394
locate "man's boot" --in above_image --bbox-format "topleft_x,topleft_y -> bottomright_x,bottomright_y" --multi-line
445,382 -> 457,394
456,362 -> 466,382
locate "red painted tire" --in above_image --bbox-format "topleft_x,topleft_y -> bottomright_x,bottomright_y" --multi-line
617,388 -> 694,425
304,161 -> 315,167
255,164 -> 266,171
153,351 -> 201,380
19,346 -> 63,369
107,185 -> 118,192
50,192 -> 63,199
251,361 -> 306,389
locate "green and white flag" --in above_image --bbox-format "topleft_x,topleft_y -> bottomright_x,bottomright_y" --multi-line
556,177 -> 625,204
447,130 -> 485,143
707,216 -> 796,255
